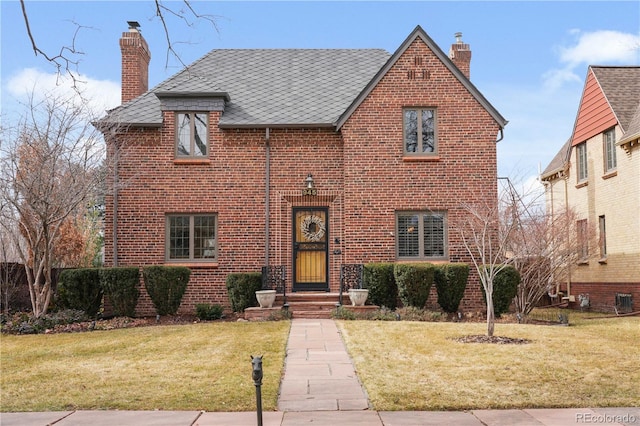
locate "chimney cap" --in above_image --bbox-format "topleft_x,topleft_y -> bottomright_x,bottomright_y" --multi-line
127,21 -> 141,31
454,32 -> 463,43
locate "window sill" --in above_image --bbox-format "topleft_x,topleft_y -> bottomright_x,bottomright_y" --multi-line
396,258 -> 449,263
173,158 -> 211,165
575,181 -> 588,189
602,170 -> 617,180
164,262 -> 218,268
576,259 -> 589,266
598,257 -> 608,264
402,155 -> 441,162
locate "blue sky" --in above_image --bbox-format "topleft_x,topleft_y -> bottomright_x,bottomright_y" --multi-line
1,1 -> 639,188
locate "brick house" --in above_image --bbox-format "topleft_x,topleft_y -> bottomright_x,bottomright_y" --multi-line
98,24 -> 507,316
541,66 -> 640,312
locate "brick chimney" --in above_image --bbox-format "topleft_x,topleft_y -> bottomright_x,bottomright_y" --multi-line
448,32 -> 471,79
120,21 -> 151,104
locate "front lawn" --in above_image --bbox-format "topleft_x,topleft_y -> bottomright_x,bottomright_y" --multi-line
0,321 -> 290,412
338,313 -> 640,410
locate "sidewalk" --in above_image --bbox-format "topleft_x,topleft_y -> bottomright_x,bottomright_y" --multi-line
2,319 -> 638,426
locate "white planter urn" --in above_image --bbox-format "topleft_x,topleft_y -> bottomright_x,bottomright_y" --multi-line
256,290 -> 277,308
348,289 -> 369,306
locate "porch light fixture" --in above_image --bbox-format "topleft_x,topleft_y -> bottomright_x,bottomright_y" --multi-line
303,174 -> 317,196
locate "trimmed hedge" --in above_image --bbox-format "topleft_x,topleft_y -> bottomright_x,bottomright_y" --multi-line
226,272 -> 262,312
143,266 -> 191,316
480,265 -> 520,317
433,263 -> 469,313
100,267 -> 140,317
393,263 -> 435,308
363,263 -> 398,309
56,268 -> 103,317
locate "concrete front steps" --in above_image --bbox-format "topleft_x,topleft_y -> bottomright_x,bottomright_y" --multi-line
244,292 -> 379,320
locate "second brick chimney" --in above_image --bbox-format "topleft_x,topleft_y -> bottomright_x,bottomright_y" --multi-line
120,21 -> 151,104
449,32 -> 471,79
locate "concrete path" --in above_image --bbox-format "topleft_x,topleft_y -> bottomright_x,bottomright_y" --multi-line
277,318 -> 369,411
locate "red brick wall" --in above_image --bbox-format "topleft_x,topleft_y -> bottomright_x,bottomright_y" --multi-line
340,39 -> 500,312
105,37 -> 501,316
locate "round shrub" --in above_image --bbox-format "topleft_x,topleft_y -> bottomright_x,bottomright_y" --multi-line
143,265 -> 191,316
57,268 -> 103,317
363,263 -> 398,309
226,272 -> 262,312
393,263 -> 434,308
480,265 -> 520,317
434,263 -> 469,313
195,303 -> 224,320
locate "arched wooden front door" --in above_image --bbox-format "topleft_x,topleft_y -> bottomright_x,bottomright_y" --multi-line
293,207 -> 329,291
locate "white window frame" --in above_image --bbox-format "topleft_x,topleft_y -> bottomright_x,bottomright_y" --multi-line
576,142 -> 588,182
603,128 -> 617,173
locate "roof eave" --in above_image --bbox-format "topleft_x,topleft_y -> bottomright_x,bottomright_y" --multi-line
218,122 -> 336,130
156,91 -> 231,102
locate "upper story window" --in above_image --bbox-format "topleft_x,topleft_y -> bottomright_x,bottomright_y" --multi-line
576,142 -> 587,182
396,211 -> 447,260
603,128 -> 617,173
176,112 -> 208,157
577,218 -> 589,260
166,214 -> 217,262
404,108 -> 437,155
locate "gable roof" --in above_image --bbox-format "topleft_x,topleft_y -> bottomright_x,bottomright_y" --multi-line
336,25 -> 508,130
541,138 -> 571,181
571,66 -> 640,145
100,26 -> 506,131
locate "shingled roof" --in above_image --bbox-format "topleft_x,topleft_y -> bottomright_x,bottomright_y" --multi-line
104,48 -> 391,128
591,66 -> 640,132
101,26 -> 507,131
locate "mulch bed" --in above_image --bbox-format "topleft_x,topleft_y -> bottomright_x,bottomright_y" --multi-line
454,335 -> 532,345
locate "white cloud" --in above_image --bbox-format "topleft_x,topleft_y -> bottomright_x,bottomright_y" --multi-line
558,30 -> 640,66
4,68 -> 120,119
543,30 -> 640,90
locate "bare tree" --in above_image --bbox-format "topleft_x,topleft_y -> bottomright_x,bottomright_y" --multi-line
19,0 -> 220,83
0,92 -> 104,317
456,197 -> 517,337
509,204 -> 598,316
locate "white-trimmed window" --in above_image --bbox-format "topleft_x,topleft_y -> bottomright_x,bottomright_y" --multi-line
176,112 -> 208,157
403,108 -> 437,155
167,214 -> 217,262
576,142 -> 588,182
396,211 -> 447,260
603,128 -> 617,173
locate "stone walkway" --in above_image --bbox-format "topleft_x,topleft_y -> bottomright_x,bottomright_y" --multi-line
277,319 -> 369,412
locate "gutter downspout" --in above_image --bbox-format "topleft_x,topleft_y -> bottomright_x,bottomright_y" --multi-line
112,144 -> 119,267
495,127 -> 504,143
265,128 -> 270,268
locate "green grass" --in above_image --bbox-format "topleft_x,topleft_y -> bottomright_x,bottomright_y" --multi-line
338,314 -> 640,411
0,321 -> 290,412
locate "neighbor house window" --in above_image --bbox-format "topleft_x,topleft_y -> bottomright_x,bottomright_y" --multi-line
176,112 -> 208,157
403,108 -> 437,155
167,214 -> 217,261
577,219 -> 588,260
396,211 -> 447,260
603,128 -> 617,172
598,215 -> 607,258
576,142 -> 587,182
